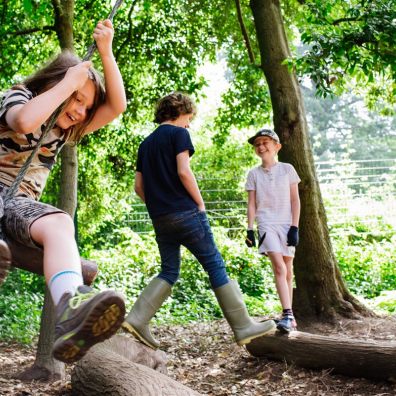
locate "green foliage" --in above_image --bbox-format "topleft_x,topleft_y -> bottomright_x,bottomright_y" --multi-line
213,61 -> 272,144
206,0 -> 273,140
292,0 -> 396,112
2,215 -> 395,343
0,0 -> 57,89
367,290 -> 396,313
331,221 -> 396,298
302,85 -> 396,161
0,270 -> 45,343
0,0 -> 395,345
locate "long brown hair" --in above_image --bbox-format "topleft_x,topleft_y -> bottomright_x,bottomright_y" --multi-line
20,50 -> 105,141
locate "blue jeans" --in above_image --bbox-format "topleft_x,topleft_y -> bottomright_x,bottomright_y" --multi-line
152,209 -> 229,289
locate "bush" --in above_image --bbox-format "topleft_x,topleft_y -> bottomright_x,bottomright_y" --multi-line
0,269 -> 44,343
331,220 -> 396,298
1,218 -> 395,343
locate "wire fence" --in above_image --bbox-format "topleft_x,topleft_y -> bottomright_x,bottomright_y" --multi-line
126,158 -> 396,234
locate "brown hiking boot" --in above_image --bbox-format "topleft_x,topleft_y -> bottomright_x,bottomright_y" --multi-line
0,239 -> 12,287
53,285 -> 125,364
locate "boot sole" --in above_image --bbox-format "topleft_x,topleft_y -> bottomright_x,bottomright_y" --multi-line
276,323 -> 297,333
121,321 -> 159,350
53,293 -> 125,364
276,323 -> 292,333
236,320 -> 277,346
0,240 -> 12,287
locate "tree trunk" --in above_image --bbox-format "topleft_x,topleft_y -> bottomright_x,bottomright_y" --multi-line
246,330 -> 396,381
249,0 -> 371,320
16,290 -> 65,382
72,335 -> 202,396
27,0 -> 77,382
52,0 -> 75,50
10,237 -> 97,382
58,144 -> 78,216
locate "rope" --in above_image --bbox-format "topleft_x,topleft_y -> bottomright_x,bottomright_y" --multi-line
3,0 -> 124,202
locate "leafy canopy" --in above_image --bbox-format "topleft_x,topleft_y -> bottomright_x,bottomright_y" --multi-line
291,0 -> 396,113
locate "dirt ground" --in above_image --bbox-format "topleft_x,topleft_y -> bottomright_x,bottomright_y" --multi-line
0,315 -> 395,396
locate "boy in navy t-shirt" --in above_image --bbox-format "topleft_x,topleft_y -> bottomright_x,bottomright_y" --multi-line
122,92 -> 275,350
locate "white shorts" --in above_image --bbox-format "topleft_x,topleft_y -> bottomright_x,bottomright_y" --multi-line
257,223 -> 295,257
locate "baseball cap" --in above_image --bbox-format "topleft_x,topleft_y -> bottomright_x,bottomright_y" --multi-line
248,129 -> 280,145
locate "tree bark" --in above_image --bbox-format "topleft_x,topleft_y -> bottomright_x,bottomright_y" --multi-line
15,289 -> 65,382
9,237 -> 98,382
27,0 -> 77,382
72,335 -> 202,396
249,0 -> 371,319
246,330 -> 396,381
52,0 -> 75,50
58,144 -> 78,216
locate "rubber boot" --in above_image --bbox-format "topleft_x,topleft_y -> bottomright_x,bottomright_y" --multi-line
122,277 -> 171,350
214,280 -> 276,345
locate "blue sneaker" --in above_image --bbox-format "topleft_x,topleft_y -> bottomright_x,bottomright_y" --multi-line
276,314 -> 295,333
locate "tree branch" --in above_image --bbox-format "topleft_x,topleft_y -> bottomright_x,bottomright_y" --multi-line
5,25 -> 55,36
51,0 -> 61,15
360,43 -> 396,58
115,0 -> 139,59
1,0 -> 8,24
235,0 -> 255,64
332,17 -> 361,25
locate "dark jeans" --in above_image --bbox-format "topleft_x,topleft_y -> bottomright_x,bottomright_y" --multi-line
152,209 -> 229,289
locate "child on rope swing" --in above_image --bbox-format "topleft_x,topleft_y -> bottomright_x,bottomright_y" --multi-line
0,19 -> 127,363
245,129 -> 301,333
122,92 -> 276,350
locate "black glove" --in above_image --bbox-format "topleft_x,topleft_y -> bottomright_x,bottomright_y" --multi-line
258,232 -> 266,247
245,229 -> 256,247
287,226 -> 299,246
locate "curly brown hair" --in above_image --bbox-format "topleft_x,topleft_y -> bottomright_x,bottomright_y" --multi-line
154,92 -> 196,124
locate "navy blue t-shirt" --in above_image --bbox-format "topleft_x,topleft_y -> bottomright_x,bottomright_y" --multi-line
136,124 -> 197,219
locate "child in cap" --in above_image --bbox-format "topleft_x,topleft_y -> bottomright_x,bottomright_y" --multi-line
245,128 -> 301,333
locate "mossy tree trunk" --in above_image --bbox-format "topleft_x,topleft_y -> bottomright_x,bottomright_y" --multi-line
249,0 -> 371,320
18,0 -> 78,382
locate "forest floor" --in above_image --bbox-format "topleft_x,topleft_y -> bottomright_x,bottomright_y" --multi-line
0,315 -> 395,396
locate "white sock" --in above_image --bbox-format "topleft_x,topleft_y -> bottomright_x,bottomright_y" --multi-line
49,270 -> 83,306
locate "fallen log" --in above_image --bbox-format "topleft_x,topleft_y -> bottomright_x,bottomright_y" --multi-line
72,335 -> 202,396
246,329 -> 396,381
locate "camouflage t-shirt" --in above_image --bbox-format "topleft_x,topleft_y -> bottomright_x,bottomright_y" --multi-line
0,87 -> 69,200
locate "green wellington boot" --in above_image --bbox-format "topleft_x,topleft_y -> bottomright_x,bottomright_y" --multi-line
214,280 -> 276,346
122,277 -> 172,350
